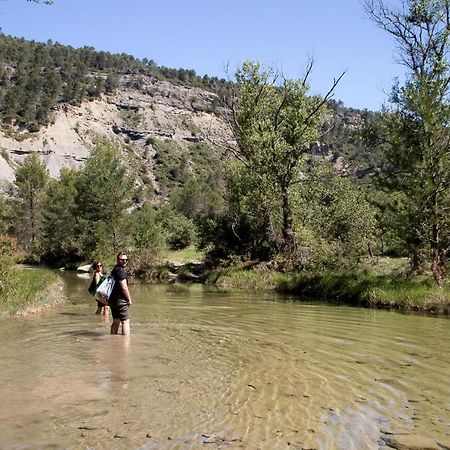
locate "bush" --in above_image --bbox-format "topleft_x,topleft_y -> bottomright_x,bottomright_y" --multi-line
156,207 -> 197,250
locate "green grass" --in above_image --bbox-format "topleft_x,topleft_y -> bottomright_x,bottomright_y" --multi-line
0,267 -> 65,316
205,258 -> 450,314
275,261 -> 450,313
165,246 -> 204,264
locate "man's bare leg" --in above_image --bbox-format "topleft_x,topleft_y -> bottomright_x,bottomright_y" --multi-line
122,319 -> 130,336
111,318 -> 120,334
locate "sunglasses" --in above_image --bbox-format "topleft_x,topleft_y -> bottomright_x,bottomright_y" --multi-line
119,258 -> 128,262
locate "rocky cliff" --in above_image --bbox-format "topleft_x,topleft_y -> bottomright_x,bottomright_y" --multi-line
0,73 -> 232,194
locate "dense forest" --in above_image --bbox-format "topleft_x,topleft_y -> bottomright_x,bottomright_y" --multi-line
0,33 -> 231,131
1,0 -> 449,293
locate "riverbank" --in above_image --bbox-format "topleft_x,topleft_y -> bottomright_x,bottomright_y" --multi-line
0,266 -> 66,317
204,258 -> 450,315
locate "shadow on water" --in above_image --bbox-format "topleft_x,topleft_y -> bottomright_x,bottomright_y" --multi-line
59,312 -> 87,316
62,330 -> 105,338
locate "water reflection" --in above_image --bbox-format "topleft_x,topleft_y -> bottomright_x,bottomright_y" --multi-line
0,273 -> 449,449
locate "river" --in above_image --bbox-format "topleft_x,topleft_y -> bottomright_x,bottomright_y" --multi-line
0,272 -> 449,449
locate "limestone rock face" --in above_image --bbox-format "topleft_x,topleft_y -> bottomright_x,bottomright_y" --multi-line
0,74 -> 231,193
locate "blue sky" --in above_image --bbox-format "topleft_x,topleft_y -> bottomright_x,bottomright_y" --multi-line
0,0 -> 406,111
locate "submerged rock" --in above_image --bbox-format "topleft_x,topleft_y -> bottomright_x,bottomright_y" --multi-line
380,433 -> 443,450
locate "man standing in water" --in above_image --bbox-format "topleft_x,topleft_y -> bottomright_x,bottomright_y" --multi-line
109,251 -> 132,336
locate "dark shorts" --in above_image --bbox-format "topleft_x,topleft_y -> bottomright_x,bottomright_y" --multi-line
109,298 -> 130,321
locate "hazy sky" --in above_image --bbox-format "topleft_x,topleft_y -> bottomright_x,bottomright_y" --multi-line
0,0 -> 406,111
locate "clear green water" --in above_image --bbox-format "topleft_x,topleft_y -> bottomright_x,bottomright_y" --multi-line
0,272 -> 449,449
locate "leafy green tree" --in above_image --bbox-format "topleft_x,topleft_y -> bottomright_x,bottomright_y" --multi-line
170,175 -> 225,220
365,0 -> 450,286
294,163 -> 378,269
0,195 -> 14,236
125,205 -> 166,275
74,141 -> 134,258
197,162 -> 281,264
12,152 -> 49,253
39,168 -> 79,264
226,61 -> 343,251
0,234 -> 17,299
155,205 -> 197,250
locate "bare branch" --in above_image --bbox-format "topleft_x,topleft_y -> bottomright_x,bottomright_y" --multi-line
303,71 -> 346,126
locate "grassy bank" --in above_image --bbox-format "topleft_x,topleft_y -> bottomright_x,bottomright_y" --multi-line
277,271 -> 450,313
0,267 -> 66,317
208,259 -> 450,314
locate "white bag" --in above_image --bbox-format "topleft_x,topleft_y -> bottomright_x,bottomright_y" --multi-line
96,274 -> 115,300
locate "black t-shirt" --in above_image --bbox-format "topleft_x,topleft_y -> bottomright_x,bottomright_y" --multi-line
109,265 -> 127,301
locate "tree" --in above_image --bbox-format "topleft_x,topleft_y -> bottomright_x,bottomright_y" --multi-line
225,61 -> 343,251
295,163 -> 378,268
365,0 -> 450,286
39,168 -> 79,263
12,152 -> 49,252
125,205 -> 166,275
74,141 -> 134,258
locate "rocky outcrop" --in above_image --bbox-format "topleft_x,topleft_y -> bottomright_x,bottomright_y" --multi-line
0,74 -> 232,192
165,262 -> 205,283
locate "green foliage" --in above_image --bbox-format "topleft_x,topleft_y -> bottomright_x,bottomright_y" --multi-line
0,34 -> 230,131
151,139 -> 187,192
120,109 -> 142,128
212,266 -> 281,290
155,205 -> 197,250
125,205 -> 167,276
39,168 -> 80,264
197,161 -> 281,263
170,174 -> 225,220
229,61 -> 328,249
0,234 -> 63,316
0,267 -> 61,316
12,152 -> 49,253
0,234 -> 16,296
367,189 -> 409,257
166,246 -> 203,264
294,163 -> 378,269
0,195 -> 14,236
128,205 -> 165,251
74,140 -> 134,259
276,263 -> 450,312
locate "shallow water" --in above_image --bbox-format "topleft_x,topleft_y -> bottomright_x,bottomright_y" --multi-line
1,272 -> 449,449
